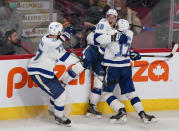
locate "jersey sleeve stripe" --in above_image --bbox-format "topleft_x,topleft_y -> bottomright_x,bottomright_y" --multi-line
94,33 -> 102,45
27,67 -> 54,76
59,52 -> 70,62
103,59 -> 130,64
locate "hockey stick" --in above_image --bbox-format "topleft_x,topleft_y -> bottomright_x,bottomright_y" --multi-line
138,43 -> 178,58
116,43 -> 179,58
130,24 -> 154,31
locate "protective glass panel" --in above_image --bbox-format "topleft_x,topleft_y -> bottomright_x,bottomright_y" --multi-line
54,0 -> 174,49
0,0 -> 176,56
173,0 -> 179,46
0,0 -> 53,55
128,0 -> 171,48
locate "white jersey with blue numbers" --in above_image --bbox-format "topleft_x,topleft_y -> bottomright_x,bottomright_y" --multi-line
95,18 -> 112,34
87,18 -> 117,54
102,30 -> 134,67
27,34 -> 79,79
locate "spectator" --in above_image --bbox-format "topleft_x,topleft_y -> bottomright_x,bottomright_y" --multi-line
54,0 -> 86,49
0,29 -> 18,55
84,0 -> 110,29
127,0 -> 154,8
0,29 -> 33,55
114,0 -> 142,35
79,0 -> 110,48
0,0 -> 21,34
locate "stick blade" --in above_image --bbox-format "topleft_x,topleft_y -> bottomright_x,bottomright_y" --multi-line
171,43 -> 179,54
166,43 -> 179,58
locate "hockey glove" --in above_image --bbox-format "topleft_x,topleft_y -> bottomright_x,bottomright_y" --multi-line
119,34 -> 128,44
90,26 -> 96,32
130,51 -> 141,61
62,26 -> 75,40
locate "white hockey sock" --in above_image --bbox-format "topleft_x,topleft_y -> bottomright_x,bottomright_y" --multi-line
90,92 -> 101,105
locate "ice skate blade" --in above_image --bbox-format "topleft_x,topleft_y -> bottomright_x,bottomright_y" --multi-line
86,113 -> 102,119
110,116 -> 127,124
55,121 -> 72,127
143,118 -> 158,124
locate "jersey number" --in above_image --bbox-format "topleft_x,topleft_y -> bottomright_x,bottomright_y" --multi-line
96,24 -> 104,30
117,43 -> 130,56
34,48 -> 42,60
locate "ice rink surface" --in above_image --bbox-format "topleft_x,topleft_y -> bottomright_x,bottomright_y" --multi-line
0,110 -> 179,131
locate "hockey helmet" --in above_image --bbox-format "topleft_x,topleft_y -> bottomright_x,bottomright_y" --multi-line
106,9 -> 118,17
116,19 -> 129,32
48,22 -> 63,35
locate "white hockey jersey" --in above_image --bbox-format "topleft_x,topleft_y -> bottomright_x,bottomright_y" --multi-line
27,34 -> 79,79
102,30 -> 134,67
87,18 -> 117,54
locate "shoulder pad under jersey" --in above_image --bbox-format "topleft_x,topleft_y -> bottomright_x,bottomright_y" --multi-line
95,18 -> 111,34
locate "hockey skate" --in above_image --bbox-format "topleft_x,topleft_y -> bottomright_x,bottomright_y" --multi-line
55,115 -> 71,127
110,108 -> 127,124
86,103 -> 102,119
138,111 -> 157,124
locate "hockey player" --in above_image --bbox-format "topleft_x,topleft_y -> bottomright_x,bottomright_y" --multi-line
27,22 -> 84,126
101,19 -> 157,123
82,9 -> 118,117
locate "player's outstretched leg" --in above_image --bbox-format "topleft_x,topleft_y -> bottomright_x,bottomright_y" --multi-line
86,101 -> 102,118
110,108 -> 127,124
138,111 -> 157,124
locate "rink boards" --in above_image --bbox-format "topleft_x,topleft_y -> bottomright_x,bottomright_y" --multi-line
0,51 -> 179,120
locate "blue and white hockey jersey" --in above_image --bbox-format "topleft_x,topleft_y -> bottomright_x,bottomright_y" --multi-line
102,30 -> 134,67
87,18 -> 117,54
27,34 -> 79,79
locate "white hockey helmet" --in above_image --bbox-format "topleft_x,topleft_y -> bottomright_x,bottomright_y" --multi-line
116,19 -> 129,32
106,9 -> 118,17
48,22 -> 63,35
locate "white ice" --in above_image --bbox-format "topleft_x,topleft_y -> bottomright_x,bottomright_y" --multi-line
0,110 -> 179,131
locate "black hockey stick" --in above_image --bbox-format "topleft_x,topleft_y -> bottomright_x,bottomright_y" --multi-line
139,43 -> 178,58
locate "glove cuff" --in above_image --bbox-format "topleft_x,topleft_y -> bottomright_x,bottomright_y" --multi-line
62,32 -> 70,40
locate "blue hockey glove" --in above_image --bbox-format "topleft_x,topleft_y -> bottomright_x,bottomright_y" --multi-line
119,34 -> 128,44
130,51 -> 141,61
62,26 -> 75,40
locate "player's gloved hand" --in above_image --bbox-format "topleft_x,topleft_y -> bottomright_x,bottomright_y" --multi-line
130,51 -> 141,61
62,26 -> 75,40
90,26 -> 96,32
119,34 -> 128,44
